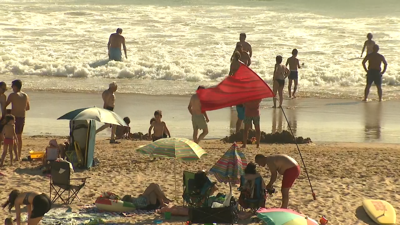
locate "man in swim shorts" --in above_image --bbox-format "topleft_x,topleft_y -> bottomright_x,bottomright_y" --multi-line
5,80 -> 30,160
188,86 -> 209,144
96,82 -> 119,143
362,44 -> 387,102
255,154 -> 301,208
285,49 -> 301,98
108,28 -> 127,61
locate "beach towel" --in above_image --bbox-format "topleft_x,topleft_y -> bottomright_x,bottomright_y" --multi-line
196,64 -> 274,112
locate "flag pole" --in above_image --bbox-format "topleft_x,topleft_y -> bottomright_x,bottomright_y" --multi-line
280,107 -> 316,200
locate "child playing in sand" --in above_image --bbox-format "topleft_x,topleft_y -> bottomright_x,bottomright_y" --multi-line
116,117 -> 132,139
273,55 -> 290,108
285,49 -> 301,99
361,33 -> 375,57
148,110 -> 171,142
0,115 -> 18,166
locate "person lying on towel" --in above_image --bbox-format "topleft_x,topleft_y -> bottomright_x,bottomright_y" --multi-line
122,183 -> 172,210
255,154 -> 300,208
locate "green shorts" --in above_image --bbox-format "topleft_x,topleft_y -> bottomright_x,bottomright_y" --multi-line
244,116 -> 260,125
192,114 -> 208,130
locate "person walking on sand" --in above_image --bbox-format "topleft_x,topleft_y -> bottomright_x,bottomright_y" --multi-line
5,80 -> 30,160
241,98 -> 262,148
108,28 -> 127,61
188,86 -> 209,144
96,82 -> 119,144
237,33 -> 252,58
362,45 -> 387,102
273,56 -> 289,108
361,33 -> 375,57
285,49 -> 301,98
255,154 -> 301,209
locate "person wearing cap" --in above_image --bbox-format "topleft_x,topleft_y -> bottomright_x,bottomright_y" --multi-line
108,28 -> 127,61
96,82 -> 119,144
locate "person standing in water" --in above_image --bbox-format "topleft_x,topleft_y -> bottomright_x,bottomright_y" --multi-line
108,28 -> 127,61
96,82 -> 119,144
361,33 -> 375,57
362,44 -> 387,102
273,56 -> 289,108
237,33 -> 252,58
286,49 -> 301,98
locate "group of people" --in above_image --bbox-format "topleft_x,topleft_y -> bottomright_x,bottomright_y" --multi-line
0,80 -> 30,167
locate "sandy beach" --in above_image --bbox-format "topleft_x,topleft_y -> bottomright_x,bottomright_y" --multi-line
1,137 -> 399,224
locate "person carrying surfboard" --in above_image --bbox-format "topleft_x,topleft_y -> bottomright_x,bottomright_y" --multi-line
255,154 -> 300,209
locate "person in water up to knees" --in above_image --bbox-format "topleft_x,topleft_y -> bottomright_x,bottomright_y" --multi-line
255,154 -> 301,209
5,79 -> 30,160
188,86 -> 209,144
0,115 -> 18,166
96,82 -> 119,144
361,33 -> 375,57
362,44 -> 387,102
285,49 -> 301,99
108,28 -> 127,61
148,110 -> 171,142
273,56 -> 289,108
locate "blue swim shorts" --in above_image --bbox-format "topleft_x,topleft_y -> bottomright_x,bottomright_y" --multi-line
236,105 -> 245,120
289,71 -> 298,80
109,48 -> 122,61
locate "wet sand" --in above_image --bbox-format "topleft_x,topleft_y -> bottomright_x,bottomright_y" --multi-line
23,91 -> 400,143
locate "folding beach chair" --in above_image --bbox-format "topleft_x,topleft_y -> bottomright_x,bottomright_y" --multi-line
238,175 -> 266,212
49,161 -> 88,204
182,171 -> 215,207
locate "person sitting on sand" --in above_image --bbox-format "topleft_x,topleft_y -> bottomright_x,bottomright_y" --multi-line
273,55 -> 290,108
0,115 -> 18,166
241,99 -> 262,148
2,190 -> 52,225
361,33 -> 375,57
149,118 -> 168,139
116,117 -> 132,139
148,110 -> 171,142
121,183 -> 172,210
255,154 -> 300,209
188,86 -> 209,144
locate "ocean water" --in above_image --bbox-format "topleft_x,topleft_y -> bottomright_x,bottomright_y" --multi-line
1,0 -> 400,98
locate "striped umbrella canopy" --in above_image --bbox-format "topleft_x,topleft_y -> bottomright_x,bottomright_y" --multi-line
136,137 -> 207,161
58,107 -> 127,126
209,143 -> 247,185
257,208 -> 319,225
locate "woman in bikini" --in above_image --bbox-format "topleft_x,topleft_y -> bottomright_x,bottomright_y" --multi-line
2,190 -> 52,225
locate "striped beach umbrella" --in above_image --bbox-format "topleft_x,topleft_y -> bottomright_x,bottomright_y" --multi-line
136,137 -> 207,161
209,143 -> 247,186
257,208 -> 319,225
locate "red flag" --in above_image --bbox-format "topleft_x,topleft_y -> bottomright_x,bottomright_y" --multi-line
197,64 -> 274,111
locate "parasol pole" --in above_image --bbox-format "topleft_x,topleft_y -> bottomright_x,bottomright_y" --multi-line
280,107 -> 316,200
174,159 -> 177,201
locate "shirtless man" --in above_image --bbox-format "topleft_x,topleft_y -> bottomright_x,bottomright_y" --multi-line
229,51 -> 242,76
108,28 -> 127,61
148,110 -> 171,141
96,82 -> 119,143
361,33 -> 375,57
188,86 -> 209,144
5,80 -> 30,159
0,82 -> 7,140
285,49 -> 301,98
255,154 -> 301,208
362,44 -> 387,102
237,33 -> 252,58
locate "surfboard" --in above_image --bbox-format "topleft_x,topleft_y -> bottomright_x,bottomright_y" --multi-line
363,199 -> 396,225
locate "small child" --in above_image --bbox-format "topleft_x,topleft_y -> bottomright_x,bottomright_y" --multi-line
361,33 -> 375,57
116,117 -> 131,139
148,110 -> 171,142
285,49 -> 301,98
0,115 -> 18,167
273,56 -> 289,108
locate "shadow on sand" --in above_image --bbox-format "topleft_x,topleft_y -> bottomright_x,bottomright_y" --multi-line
355,206 -> 377,225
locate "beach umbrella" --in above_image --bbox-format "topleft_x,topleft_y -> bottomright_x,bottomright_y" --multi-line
136,138 -> 207,199
58,107 -> 127,126
209,143 -> 247,192
257,208 -> 319,225
136,137 -> 207,161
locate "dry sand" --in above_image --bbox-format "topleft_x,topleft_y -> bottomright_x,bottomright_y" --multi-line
1,137 -> 400,224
